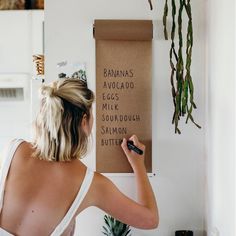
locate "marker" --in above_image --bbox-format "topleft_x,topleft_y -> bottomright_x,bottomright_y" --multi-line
127,140 -> 143,155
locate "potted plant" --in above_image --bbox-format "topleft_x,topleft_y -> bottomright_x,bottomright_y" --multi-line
102,215 -> 132,236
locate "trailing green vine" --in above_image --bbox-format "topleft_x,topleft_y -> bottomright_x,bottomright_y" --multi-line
150,0 -> 201,134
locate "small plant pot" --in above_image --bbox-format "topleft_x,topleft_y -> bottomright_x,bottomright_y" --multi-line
175,230 -> 193,236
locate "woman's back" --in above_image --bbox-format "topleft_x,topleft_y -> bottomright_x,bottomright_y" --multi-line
0,79 -> 158,235
0,139 -> 93,236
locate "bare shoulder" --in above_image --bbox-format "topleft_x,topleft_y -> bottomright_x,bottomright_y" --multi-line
82,171 -> 112,206
90,172 -> 113,194
6,139 -> 33,154
19,140 -> 34,151
87,172 -> 104,194
12,140 -> 35,162
92,171 -> 110,186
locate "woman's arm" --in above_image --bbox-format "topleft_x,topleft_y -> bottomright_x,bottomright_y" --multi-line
90,135 -> 159,229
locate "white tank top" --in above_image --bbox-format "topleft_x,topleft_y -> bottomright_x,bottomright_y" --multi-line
0,139 -> 94,236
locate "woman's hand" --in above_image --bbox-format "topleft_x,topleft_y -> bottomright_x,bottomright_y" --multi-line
121,135 -> 146,172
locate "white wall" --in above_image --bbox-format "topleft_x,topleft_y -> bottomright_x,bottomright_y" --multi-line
0,11 -> 31,73
206,0 -> 236,235
45,1 -> 206,235
0,11 -> 44,158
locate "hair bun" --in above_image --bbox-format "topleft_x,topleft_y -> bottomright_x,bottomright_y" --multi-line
41,85 -> 56,98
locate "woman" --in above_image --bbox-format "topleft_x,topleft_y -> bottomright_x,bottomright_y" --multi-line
0,78 -> 159,235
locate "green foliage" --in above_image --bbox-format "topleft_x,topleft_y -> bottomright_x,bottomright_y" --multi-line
102,215 -> 132,236
150,0 -> 201,133
164,0 -> 201,134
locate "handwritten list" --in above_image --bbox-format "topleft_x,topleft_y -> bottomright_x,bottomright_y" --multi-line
95,21 -> 152,173
100,68 -> 141,148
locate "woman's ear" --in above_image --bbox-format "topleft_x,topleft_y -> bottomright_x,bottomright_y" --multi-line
81,114 -> 89,134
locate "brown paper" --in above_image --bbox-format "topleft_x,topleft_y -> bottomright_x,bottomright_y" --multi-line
93,20 -> 153,41
94,20 -> 152,173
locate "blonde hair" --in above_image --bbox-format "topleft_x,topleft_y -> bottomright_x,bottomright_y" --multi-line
33,78 -> 95,162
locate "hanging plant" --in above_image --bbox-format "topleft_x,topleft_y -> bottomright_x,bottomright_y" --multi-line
148,0 -> 201,134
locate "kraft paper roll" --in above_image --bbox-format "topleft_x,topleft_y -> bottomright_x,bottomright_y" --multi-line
95,19 -> 152,173
93,20 -> 153,41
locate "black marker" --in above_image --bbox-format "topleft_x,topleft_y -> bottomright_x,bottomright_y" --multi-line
127,140 -> 143,155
